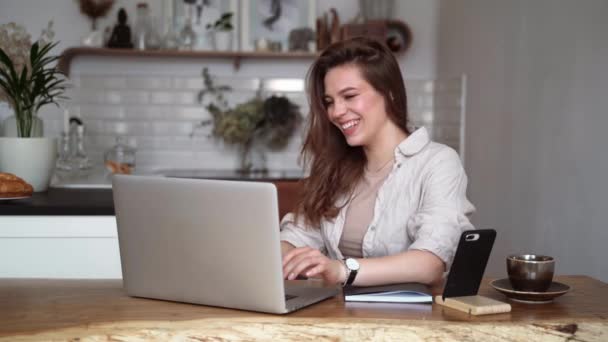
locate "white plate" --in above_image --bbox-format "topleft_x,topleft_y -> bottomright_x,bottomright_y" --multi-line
0,195 -> 31,201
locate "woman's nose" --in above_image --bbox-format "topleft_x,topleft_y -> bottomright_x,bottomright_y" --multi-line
329,99 -> 346,119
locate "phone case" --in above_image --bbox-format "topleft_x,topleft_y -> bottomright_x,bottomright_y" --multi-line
442,229 -> 497,300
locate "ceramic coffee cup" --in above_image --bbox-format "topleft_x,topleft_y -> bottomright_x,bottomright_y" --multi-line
507,254 -> 555,292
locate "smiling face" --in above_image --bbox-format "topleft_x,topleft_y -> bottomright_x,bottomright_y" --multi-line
323,64 -> 392,148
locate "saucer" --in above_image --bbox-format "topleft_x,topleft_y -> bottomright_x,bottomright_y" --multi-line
490,278 -> 571,304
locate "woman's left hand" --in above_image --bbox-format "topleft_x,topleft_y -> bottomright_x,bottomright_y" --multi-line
282,247 -> 345,285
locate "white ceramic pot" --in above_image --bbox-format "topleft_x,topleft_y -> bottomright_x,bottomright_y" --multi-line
212,31 -> 233,51
0,137 -> 57,192
1,115 -> 44,137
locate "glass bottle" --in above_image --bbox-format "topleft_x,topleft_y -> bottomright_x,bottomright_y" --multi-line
104,136 -> 136,175
133,2 -> 151,50
55,132 -> 73,172
179,4 -> 197,50
72,125 -> 92,170
162,17 -> 180,50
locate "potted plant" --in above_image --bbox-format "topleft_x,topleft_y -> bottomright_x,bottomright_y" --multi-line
206,12 -> 234,51
197,68 -> 302,173
0,21 -> 68,191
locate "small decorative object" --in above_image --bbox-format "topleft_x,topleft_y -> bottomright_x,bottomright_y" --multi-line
55,117 -> 93,177
78,0 -> 115,31
240,0 -> 315,52
68,117 -> 93,172
329,8 -> 341,44
178,2 -> 197,50
104,136 -> 136,174
315,15 -> 328,51
132,2 -> 161,50
132,2 -> 151,50
107,8 -> 134,48
385,20 -> 412,54
207,12 -> 234,51
288,27 -> 314,52
161,17 -> 180,50
267,40 -> 282,52
358,0 -> 395,20
145,17 -> 162,49
78,0 -> 115,47
197,68 -> 303,173
206,12 -> 234,32
254,38 -> 269,51
316,8 -> 340,51
0,21 -> 67,191
340,21 -> 387,45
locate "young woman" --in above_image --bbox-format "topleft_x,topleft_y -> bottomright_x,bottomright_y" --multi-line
280,37 -> 475,288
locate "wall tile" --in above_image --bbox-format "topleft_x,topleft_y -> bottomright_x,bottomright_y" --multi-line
79,76 -> 127,89
105,90 -> 149,105
66,67 -> 465,171
80,105 -> 127,120
126,77 -> 172,89
149,91 -> 174,105
173,77 -> 205,90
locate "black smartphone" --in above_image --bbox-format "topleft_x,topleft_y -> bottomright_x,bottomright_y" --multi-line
442,229 -> 496,300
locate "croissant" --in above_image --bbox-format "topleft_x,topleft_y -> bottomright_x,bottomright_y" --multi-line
0,172 -> 34,198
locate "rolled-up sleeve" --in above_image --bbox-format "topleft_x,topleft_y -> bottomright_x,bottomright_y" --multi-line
280,213 -> 324,250
406,148 -> 475,269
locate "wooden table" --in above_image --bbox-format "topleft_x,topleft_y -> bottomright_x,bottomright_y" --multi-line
1,276 -> 607,341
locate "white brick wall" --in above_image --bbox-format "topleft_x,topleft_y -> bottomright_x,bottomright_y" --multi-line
6,58 -> 465,172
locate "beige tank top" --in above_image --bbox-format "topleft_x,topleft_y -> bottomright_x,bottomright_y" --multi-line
339,160 -> 394,258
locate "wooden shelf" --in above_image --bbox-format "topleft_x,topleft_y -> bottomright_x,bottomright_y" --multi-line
58,47 -> 318,76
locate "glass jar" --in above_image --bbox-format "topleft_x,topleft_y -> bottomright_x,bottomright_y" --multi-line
104,136 -> 136,174
133,2 -> 151,50
145,16 -> 162,49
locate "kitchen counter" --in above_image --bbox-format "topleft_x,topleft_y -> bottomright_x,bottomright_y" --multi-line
1,170 -> 304,217
0,188 -> 114,216
50,168 -> 305,189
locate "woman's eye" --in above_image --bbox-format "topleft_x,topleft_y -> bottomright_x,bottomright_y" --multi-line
344,94 -> 357,100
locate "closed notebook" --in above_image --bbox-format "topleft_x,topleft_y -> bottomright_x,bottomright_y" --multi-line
343,283 -> 432,303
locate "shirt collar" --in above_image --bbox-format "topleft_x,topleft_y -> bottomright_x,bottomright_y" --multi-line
395,127 -> 430,157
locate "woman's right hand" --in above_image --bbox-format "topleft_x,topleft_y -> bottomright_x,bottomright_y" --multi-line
282,246 -> 346,285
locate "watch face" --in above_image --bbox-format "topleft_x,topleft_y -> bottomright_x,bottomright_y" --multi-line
346,258 -> 360,271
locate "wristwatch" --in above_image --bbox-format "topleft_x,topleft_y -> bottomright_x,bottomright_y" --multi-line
343,258 -> 360,286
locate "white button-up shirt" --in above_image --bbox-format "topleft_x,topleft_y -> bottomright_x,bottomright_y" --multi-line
280,127 -> 475,269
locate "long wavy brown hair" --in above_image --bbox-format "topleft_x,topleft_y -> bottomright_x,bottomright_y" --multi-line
295,37 -> 410,228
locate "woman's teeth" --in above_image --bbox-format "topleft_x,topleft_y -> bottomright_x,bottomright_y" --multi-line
341,120 -> 360,130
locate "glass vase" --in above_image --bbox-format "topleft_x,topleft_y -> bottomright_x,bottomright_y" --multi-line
238,140 -> 268,175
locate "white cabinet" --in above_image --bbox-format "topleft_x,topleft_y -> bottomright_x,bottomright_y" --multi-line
0,216 -> 121,278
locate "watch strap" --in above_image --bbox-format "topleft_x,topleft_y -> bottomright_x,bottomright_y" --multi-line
343,258 -> 359,286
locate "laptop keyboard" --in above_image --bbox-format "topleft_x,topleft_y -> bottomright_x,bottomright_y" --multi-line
285,294 -> 297,301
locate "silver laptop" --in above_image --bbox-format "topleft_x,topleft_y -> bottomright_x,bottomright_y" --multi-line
112,174 -> 338,314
